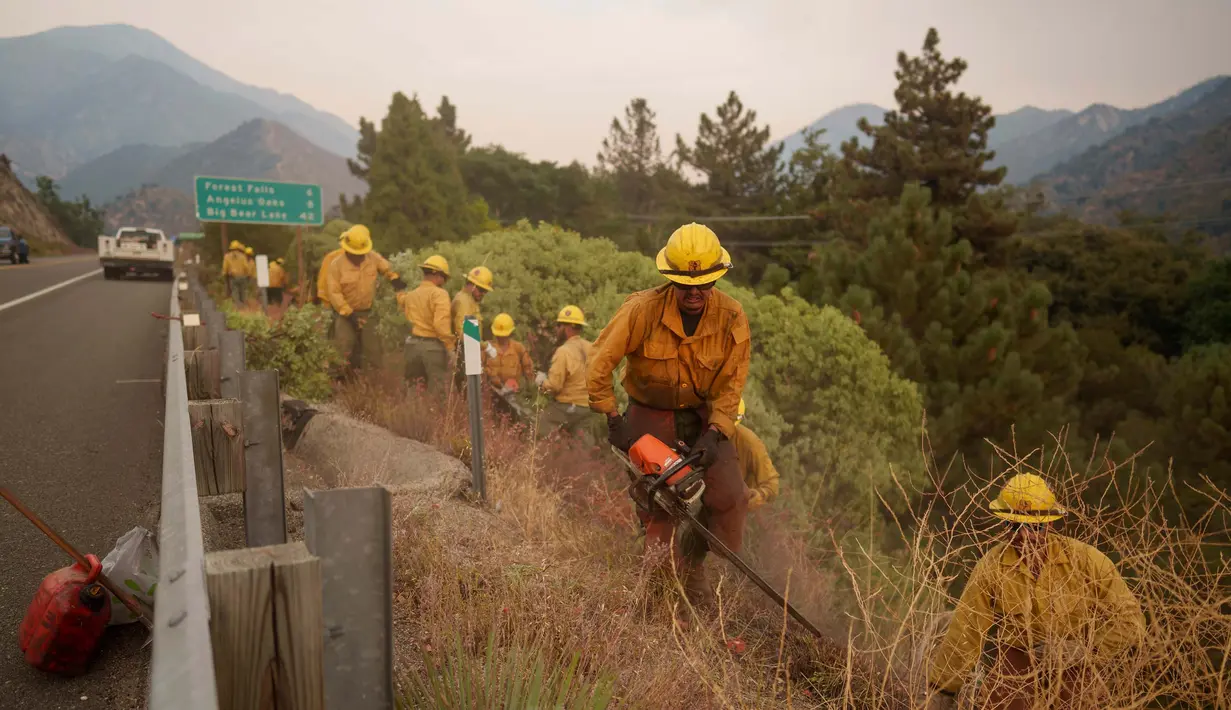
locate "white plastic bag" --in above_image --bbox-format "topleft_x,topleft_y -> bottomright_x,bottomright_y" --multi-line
101,526 -> 159,625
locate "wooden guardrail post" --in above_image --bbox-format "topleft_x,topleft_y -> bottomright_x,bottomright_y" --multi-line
183,325 -> 207,352
241,370 -> 287,547
303,488 -> 394,709
219,330 -> 246,400
188,399 -> 246,496
186,349 -> 222,400
206,542 -> 324,710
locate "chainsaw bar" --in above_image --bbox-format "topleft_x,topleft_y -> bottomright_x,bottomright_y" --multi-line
613,447 -> 826,641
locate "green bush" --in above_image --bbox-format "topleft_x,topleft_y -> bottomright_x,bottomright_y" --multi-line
373,221 -> 922,530
224,304 -> 341,401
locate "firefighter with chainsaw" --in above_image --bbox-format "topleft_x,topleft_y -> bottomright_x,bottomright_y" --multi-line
538,305 -> 597,438
925,474 -> 1145,710
316,234 -> 346,309
324,225 -> 406,373
222,240 -> 250,303
485,312 -> 534,416
398,254 -> 454,395
588,223 -> 750,604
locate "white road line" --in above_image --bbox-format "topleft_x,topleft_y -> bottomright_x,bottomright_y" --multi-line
0,268 -> 103,314
116,379 -> 161,384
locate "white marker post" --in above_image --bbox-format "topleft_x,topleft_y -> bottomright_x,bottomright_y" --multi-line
254,254 -> 270,312
462,315 -> 485,499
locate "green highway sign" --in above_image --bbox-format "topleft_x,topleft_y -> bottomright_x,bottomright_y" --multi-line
194,176 -> 324,226
176,232 -> 205,240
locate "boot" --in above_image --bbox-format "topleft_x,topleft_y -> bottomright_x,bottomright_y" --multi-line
680,559 -> 715,610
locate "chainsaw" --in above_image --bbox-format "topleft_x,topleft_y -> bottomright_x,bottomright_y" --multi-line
613,434 -> 826,640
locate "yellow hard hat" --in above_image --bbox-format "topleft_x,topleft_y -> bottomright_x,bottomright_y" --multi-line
275,257 -> 285,265
229,240 -> 243,251
989,474 -> 1067,523
656,223 -> 732,285
491,313 -> 515,337
557,305 -> 587,326
340,225 -> 373,255
736,398 -> 746,424
245,246 -> 254,256
419,254 -> 451,277
466,265 -> 493,291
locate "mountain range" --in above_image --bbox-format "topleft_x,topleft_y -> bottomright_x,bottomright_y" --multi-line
777,76 -> 1230,186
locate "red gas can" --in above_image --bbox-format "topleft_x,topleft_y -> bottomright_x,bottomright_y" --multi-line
18,554 -> 112,676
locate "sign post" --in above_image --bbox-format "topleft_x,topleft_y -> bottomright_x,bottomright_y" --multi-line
462,316 -> 485,500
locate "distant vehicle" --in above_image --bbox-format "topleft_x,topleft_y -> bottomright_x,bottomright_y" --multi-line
98,227 -> 175,280
0,226 -> 16,264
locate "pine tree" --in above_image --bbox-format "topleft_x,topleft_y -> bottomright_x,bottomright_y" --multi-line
596,98 -> 672,215
805,185 -> 1084,459
676,91 -> 784,214
837,28 -> 1016,258
361,92 -> 484,252
435,96 -> 471,152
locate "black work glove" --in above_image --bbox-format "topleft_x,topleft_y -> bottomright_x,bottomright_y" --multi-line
390,277 -> 408,292
607,413 -> 633,451
346,312 -> 362,329
692,426 -> 724,468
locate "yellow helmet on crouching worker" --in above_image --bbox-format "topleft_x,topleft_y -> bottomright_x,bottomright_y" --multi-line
419,254 -> 450,277
339,225 -> 373,255
244,247 -> 254,256
229,240 -> 243,251
491,313 -> 515,337
557,305 -> 587,327
989,473 -> 1067,524
656,223 -> 732,286
466,265 -> 494,291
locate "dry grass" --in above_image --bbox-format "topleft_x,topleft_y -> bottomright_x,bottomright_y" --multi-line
332,373 -> 1229,709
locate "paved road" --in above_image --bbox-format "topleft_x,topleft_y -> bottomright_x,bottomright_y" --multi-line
0,259 -> 168,709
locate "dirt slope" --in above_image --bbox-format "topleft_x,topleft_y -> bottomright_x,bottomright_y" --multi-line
0,154 -> 72,245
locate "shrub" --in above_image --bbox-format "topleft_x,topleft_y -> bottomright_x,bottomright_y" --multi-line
223,304 -> 341,401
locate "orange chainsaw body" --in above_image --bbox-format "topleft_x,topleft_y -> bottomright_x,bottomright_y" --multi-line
628,434 -> 693,486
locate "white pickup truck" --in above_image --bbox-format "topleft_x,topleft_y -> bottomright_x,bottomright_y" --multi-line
98,227 -> 175,280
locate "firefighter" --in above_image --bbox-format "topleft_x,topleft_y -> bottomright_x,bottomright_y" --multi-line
316,236 -> 346,310
452,265 -> 492,339
538,306 -> 596,438
268,257 -> 288,304
324,225 -> 406,373
485,313 -> 534,395
222,240 -> 249,303
398,254 -> 454,394
925,474 -> 1145,710
732,399 -> 779,511
588,223 -> 749,603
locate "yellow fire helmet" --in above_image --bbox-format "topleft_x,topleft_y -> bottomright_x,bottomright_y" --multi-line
556,305 -> 587,326
656,223 -> 732,286
340,225 -> 373,255
491,313 -> 515,337
989,473 -> 1067,524
245,246 -> 254,256
275,257 -> 285,265
467,265 -> 494,291
736,398 -> 746,424
229,240 -> 243,251
419,254 -> 451,277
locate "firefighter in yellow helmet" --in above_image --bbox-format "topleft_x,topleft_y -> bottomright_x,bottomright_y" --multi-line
316,232 -> 347,310
588,223 -> 749,604
484,313 -> 533,395
267,257 -> 288,305
324,225 -> 406,373
451,265 -> 493,383
538,305 -> 597,438
222,240 -> 250,303
732,399 -> 779,511
925,474 -> 1145,710
398,254 -> 453,394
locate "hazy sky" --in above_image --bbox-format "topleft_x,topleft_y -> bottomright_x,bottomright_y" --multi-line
4,0 -> 1230,164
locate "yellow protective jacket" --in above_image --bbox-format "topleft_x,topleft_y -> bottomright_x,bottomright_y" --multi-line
545,335 -> 593,406
731,426 -> 779,510
451,289 -> 482,343
929,534 -> 1145,694
268,261 -> 288,288
485,339 -> 534,388
397,280 -> 454,349
222,250 -> 249,277
316,249 -> 345,305
588,284 -> 751,437
325,251 -> 398,316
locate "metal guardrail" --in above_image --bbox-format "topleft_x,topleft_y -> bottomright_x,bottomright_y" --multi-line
148,276 -> 220,709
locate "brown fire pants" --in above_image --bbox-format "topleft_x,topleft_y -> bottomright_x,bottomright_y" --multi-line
624,402 -> 748,572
